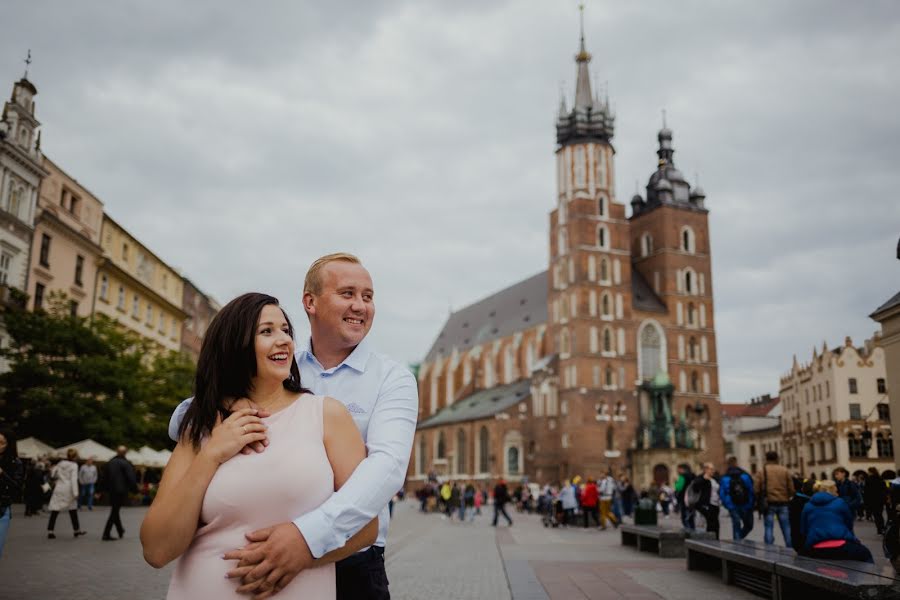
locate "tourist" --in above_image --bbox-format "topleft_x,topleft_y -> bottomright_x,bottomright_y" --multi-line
675,464 -> 696,530
598,472 -> 618,529
754,451 -> 794,547
78,457 -> 98,511
719,456 -> 755,540
800,480 -> 873,563
694,462 -> 720,539
863,467 -> 887,534
440,481 -> 452,518
103,445 -> 137,540
46,449 -> 86,539
559,479 -> 577,526
450,482 -> 461,522
788,478 -> 815,552
142,293 -> 377,599
618,475 -> 637,518
472,484 -> 482,519
0,428 -> 24,558
658,483 -> 673,517
464,483 -> 476,521
23,460 -> 47,517
832,467 -> 862,515
492,479 -> 513,527
581,478 -> 600,529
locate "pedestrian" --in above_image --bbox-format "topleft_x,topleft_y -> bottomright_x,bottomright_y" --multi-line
23,460 -> 47,517
800,479 -> 874,563
789,478 -> 815,552
78,457 -> 98,511
597,472 -> 618,529
46,449 -> 86,539
103,445 -> 137,540
863,467 -> 887,534
464,483 -> 475,521
559,479 -> 577,526
832,467 -> 862,515
675,464 -> 696,530
618,475 -> 636,518
492,479 -> 513,527
658,483 -> 672,517
719,456 -> 755,540
0,428 -> 24,558
440,481 -> 452,518
754,450 -> 794,547
450,482 -> 461,522
694,462 -> 720,539
473,484 -> 483,518
581,478 -> 600,528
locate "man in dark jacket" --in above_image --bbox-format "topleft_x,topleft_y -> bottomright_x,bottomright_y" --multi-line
863,467 -> 887,534
719,456 -> 755,540
833,467 -> 861,515
492,479 -> 513,527
102,446 -> 137,541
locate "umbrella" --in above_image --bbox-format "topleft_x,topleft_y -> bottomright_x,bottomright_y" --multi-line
17,436 -> 55,459
55,439 -> 116,462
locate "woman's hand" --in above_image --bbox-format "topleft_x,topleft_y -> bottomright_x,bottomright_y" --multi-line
200,408 -> 268,465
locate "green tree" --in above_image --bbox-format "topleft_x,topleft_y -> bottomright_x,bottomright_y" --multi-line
0,291 -> 194,448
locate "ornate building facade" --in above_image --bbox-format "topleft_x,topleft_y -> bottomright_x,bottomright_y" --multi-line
181,277 -> 220,361
407,24 -> 724,490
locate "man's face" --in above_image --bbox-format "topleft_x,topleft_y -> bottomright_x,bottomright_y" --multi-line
835,470 -> 845,482
306,261 -> 374,349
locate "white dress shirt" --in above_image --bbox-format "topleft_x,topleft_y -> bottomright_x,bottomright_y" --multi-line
167,337 -> 419,558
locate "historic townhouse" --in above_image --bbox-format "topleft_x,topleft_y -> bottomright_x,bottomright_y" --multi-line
407,21 -> 723,490
181,277 -> 221,361
780,335 -> 891,478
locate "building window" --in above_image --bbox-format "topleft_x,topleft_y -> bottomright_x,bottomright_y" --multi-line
456,429 -> 466,474
558,228 -> 568,256
687,303 -> 696,326
601,293 -> 611,317
602,328 -> 613,353
34,282 -> 45,310
117,286 -> 125,310
684,270 -> 693,294
848,434 -> 866,458
99,275 -> 109,300
597,226 -> 609,249
39,234 -> 51,267
878,378 -> 887,394
74,255 -> 84,287
878,434 -> 894,458
682,226 -> 695,253
849,378 -> 858,394
641,233 -> 653,257
132,295 -> 140,318
690,371 -> 699,393
600,258 -> 609,282
507,446 -> 520,475
878,403 -> 891,421
639,323 -> 664,380
122,243 -> 129,261
598,196 -> 606,217
479,427 -> 489,473
849,403 -> 862,420
0,251 -> 11,285
146,304 -> 153,326
437,431 -> 446,459
171,319 -> 177,339
159,313 -> 165,333
750,444 -> 756,457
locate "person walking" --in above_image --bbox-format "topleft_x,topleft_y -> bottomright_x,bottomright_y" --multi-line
863,467 -> 887,535
464,483 -> 475,522
675,464 -> 696,530
800,479 -> 874,563
581,478 -> 600,529
103,446 -> 137,540
78,458 -> 98,511
754,451 -> 795,547
492,479 -> 513,527
559,480 -> 577,526
618,475 -> 636,519
695,463 -> 720,539
0,428 -> 24,558
23,460 -> 47,517
719,456 -> 755,540
47,449 -> 86,539
598,472 -> 618,529
449,482 -> 461,522
472,484 -> 482,519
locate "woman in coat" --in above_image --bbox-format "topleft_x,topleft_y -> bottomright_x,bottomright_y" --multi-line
800,479 -> 873,563
46,449 -> 86,539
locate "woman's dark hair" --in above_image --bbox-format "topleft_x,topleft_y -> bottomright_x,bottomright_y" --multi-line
0,428 -> 17,462
178,293 -> 309,449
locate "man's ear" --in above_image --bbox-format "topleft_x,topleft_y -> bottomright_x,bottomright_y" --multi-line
302,291 -> 315,315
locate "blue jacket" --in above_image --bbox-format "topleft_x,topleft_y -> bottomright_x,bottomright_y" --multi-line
836,479 -> 862,512
800,492 -> 859,549
719,467 -> 755,511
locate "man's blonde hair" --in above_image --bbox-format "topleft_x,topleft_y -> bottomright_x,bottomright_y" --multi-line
303,252 -> 362,295
813,479 -> 838,495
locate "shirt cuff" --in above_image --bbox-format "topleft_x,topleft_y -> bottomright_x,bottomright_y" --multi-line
293,510 -> 342,559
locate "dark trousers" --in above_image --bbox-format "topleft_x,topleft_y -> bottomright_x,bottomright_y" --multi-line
493,502 -> 513,526
103,492 -> 126,538
582,505 -> 599,528
699,505 -> 720,539
807,539 -> 874,564
867,502 -> 886,533
47,509 -> 80,531
336,546 -> 389,600
729,507 -> 754,540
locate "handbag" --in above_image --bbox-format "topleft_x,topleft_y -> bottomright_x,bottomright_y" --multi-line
756,465 -> 769,515
41,482 -> 51,494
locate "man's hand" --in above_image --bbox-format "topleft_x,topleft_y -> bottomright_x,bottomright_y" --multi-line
223,522 -> 314,598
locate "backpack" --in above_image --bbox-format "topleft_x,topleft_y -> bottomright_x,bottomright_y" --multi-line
685,477 -> 703,509
729,473 -> 750,507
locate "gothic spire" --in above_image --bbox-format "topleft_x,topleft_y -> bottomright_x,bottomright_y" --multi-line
574,4 -> 593,109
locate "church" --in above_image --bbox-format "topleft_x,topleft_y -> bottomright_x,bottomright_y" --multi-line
406,22 -> 724,490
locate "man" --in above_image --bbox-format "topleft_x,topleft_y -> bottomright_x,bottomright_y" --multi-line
168,253 -> 417,599
492,479 -> 513,527
754,450 -> 795,547
103,446 -> 137,540
598,471 -> 618,529
833,467 -> 862,515
719,456 -> 754,540
675,464 -> 696,530
864,467 -> 887,535
78,457 -> 98,511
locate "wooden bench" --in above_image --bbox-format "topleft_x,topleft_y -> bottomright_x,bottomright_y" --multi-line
686,538 -> 900,599
620,524 -> 715,558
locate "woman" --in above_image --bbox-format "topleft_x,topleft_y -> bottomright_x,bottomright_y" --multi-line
800,479 -> 873,563
0,428 -> 24,557
559,479 -> 577,526
46,449 -> 86,539
694,462 -> 720,539
140,293 -> 375,599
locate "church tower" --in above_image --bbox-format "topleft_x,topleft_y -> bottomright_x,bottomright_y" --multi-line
547,10 -> 637,478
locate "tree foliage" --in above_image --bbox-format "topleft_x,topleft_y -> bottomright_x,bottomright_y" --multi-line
0,292 -> 194,449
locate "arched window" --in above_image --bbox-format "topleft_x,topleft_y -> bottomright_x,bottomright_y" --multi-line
597,225 -> 609,249
605,366 -> 614,387
8,186 -> 21,217
507,447 -> 520,475
598,195 -> 606,217
479,426 -> 489,472
561,328 -> 571,356
606,426 -> 615,451
603,328 -> 613,353
639,323 -> 664,380
687,303 -> 696,326
685,270 -> 693,294
601,293 -> 611,317
437,431 -> 446,459
641,233 -> 653,257
600,258 -> 609,282
689,337 -> 697,361
682,226 -> 695,253
690,371 -> 699,393
457,429 -> 466,473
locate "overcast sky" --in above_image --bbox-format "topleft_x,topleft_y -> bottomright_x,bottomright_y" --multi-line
4,1 -> 898,403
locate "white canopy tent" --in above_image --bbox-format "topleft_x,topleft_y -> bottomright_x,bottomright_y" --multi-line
17,436 -> 55,459
55,439 -> 116,462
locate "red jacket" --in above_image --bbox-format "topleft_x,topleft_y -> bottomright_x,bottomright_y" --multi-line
581,483 -> 599,508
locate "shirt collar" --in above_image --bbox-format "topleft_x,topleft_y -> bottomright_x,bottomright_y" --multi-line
297,336 -> 372,373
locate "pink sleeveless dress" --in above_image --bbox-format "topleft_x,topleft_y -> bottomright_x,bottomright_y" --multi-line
167,394 -> 336,599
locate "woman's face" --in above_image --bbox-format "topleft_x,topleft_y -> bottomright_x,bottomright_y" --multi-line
254,304 -> 295,384
0,434 -> 7,455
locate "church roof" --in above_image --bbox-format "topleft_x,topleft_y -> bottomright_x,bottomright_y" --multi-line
871,290 -> 900,320
418,379 -> 532,429
424,271 -> 547,363
631,267 -> 667,313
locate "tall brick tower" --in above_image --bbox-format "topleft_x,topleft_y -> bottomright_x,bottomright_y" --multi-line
547,12 -> 637,477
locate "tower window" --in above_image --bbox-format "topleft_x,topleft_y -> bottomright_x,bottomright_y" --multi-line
602,328 -> 613,353
681,226 -> 695,253
597,225 -> 609,249
641,233 -> 653,257
685,270 -> 693,294
690,371 -> 699,393
598,196 -> 606,217
600,258 -> 609,282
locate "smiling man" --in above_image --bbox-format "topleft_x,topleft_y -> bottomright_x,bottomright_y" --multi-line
167,253 -> 418,599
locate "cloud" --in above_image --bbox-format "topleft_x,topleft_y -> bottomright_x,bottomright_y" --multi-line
3,0 -> 898,405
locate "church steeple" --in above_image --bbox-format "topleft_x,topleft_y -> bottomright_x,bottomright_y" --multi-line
555,6 -> 614,147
